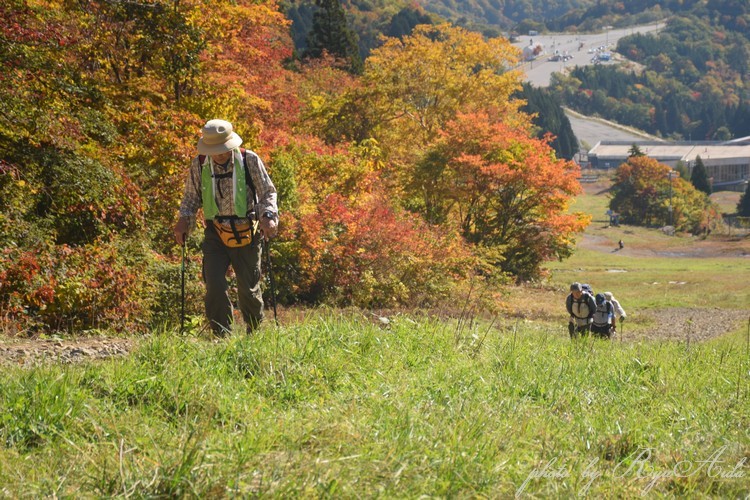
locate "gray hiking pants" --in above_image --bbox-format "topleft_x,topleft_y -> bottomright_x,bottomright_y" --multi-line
202,224 -> 264,335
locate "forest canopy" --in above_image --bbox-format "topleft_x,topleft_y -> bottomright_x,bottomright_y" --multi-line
0,0 -> 587,334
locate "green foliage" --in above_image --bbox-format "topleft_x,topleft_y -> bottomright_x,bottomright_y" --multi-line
519,83 -> 579,160
384,6 -> 435,38
556,7 -> 750,141
305,0 -> 363,73
31,146 -> 144,245
148,241 -> 204,329
738,181 -> 750,216
674,160 -> 689,180
287,0 -> 437,61
628,143 -> 645,157
268,149 -> 301,215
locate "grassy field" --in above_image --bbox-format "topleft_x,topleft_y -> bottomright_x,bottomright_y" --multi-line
1,184 -> 749,497
546,180 -> 750,310
1,315 -> 749,497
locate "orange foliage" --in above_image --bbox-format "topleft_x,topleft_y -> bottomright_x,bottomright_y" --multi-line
422,112 -> 589,279
611,156 -> 718,232
292,191 -> 471,307
199,0 -> 300,148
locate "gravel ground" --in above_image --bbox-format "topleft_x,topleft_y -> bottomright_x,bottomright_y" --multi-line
620,307 -> 750,343
0,337 -> 134,367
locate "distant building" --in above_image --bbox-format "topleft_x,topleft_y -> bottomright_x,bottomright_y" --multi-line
587,140 -> 750,191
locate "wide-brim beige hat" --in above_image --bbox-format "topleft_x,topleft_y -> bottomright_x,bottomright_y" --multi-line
197,119 -> 243,155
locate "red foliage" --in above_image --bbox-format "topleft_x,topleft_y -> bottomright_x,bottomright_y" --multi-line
0,250 -> 56,318
292,191 -> 471,306
0,242 -> 152,334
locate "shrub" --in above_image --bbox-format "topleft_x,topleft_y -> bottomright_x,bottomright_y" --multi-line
284,191 -> 472,307
0,237 -> 157,335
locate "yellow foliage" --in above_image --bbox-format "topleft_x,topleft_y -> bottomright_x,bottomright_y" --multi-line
362,24 -> 526,160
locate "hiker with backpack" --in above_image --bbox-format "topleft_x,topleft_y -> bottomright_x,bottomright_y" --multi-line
591,293 -> 617,339
173,119 -> 278,336
603,291 -> 626,325
565,282 -> 596,338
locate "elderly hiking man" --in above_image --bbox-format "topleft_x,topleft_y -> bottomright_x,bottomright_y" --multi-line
566,282 -> 596,338
173,119 -> 278,336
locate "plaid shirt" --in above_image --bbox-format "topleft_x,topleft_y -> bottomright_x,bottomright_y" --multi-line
179,149 -> 277,225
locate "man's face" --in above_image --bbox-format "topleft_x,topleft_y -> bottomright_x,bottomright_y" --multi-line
210,151 -> 232,164
571,290 -> 582,299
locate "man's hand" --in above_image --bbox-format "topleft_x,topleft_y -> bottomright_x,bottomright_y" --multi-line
173,217 -> 189,245
259,214 -> 278,240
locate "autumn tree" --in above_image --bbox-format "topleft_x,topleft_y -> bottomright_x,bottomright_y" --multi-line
690,155 -> 712,195
267,140 -> 472,306
71,0 -> 210,101
0,0 -> 302,332
304,24 -> 525,162
414,113 -> 589,280
610,156 -> 718,232
300,24 -> 588,280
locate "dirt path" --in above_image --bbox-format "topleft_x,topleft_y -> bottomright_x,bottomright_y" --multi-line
2,307 -> 749,366
621,307 -> 750,342
580,231 -> 750,258
0,337 -> 134,367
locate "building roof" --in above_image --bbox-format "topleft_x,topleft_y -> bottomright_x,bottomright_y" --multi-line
724,136 -> 750,145
588,141 -> 750,164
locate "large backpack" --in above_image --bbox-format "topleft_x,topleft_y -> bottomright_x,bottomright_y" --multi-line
592,294 -> 613,327
567,291 -> 595,324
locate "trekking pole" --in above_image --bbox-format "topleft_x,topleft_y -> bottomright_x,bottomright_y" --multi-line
263,238 -> 278,325
180,240 -> 187,334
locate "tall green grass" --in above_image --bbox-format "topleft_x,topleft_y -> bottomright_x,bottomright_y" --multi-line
2,314 -> 749,497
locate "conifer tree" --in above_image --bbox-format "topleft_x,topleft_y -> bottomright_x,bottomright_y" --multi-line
628,143 -> 645,157
690,155 -> 712,195
738,181 -> 750,216
520,83 -> 578,160
305,0 -> 362,73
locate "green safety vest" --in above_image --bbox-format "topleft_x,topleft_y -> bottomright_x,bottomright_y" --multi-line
201,149 -> 248,220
